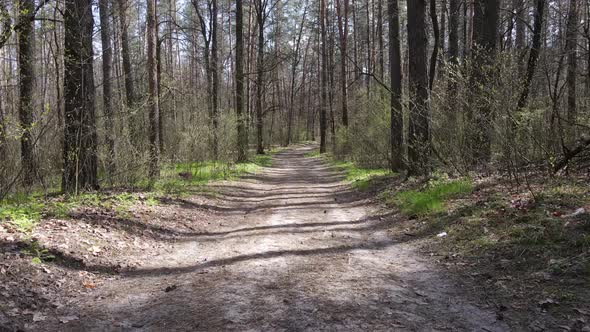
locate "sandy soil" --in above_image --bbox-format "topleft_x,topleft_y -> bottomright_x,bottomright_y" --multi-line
38,145 -> 509,331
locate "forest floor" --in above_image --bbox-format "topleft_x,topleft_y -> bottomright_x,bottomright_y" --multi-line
0,144 -> 588,331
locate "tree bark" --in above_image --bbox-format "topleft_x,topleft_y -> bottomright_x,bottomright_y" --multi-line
565,0 -> 578,141
147,0 -> 160,178
63,0 -> 98,193
448,0 -> 459,99
17,0 -> 37,186
388,0 -> 403,171
319,0 -> 328,153
327,1 -> 336,151
407,0 -> 430,175
377,0 -> 384,79
236,0 -> 248,161
365,0 -> 372,91
157,38 -> 164,154
116,0 -> 137,141
336,0 -> 349,127
514,0 -> 525,75
193,0 -> 219,158
0,97 -> 5,184
428,0 -> 440,91
439,0 -> 446,76
517,0 -> 545,109
255,0 -> 266,154
352,0 -> 360,79
287,4 -> 307,145
211,0 -> 219,159
470,0 -> 499,163
98,0 -> 115,180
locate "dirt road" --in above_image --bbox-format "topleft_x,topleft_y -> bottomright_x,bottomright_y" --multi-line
58,145 -> 509,331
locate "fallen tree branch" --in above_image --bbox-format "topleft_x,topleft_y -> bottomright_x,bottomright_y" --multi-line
554,134 -> 590,173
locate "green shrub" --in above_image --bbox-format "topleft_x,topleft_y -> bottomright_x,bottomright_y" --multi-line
335,89 -> 391,167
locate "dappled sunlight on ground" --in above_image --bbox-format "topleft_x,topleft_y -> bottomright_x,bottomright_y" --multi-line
36,145 -> 507,331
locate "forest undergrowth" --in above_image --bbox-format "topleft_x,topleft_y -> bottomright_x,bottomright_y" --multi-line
308,148 -> 590,330
0,148 -> 285,330
0,145 -> 588,330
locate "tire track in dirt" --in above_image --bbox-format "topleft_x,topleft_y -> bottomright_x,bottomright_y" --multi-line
54,145 -> 509,331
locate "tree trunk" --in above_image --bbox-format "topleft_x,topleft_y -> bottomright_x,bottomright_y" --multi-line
407,0 -> 430,175
365,0 -> 372,91
565,0 -> 578,141
0,97 -> 5,183
287,4 -> 307,145
157,39 -> 164,155
17,0 -> 37,186
428,0 -> 440,91
463,0 -> 473,57
470,0 -> 499,163
63,0 -> 98,193
448,0 -> 459,100
211,0 -> 219,159
377,0 -> 384,79
327,2 -> 336,151
514,0 -> 525,75
246,1 -> 254,132
255,0 -> 266,155
517,0 -> 545,109
336,0 -> 349,127
319,0 -> 328,153
388,0 -> 403,171
193,1 -> 215,157
147,0 -> 160,178
438,0 -> 446,77
352,0 -> 360,79
98,0 -> 115,180
117,0 -> 137,141
236,0 -> 248,162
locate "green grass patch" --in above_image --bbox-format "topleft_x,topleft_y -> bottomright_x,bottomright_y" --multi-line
0,191 -> 149,234
251,154 -> 273,167
0,192 -> 55,232
325,159 -> 391,190
304,149 -> 322,158
1,153 -> 277,232
170,159 -> 267,183
151,154 -> 275,195
302,150 -> 392,189
538,182 -> 589,208
0,199 -> 44,233
171,161 -> 241,183
391,178 -> 473,216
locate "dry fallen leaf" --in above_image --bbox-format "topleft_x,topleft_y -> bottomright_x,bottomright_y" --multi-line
82,281 -> 96,289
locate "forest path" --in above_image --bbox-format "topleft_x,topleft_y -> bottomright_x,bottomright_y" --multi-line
60,145 -> 508,331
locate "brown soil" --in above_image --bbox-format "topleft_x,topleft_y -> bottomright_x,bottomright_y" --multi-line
2,145 -> 510,331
